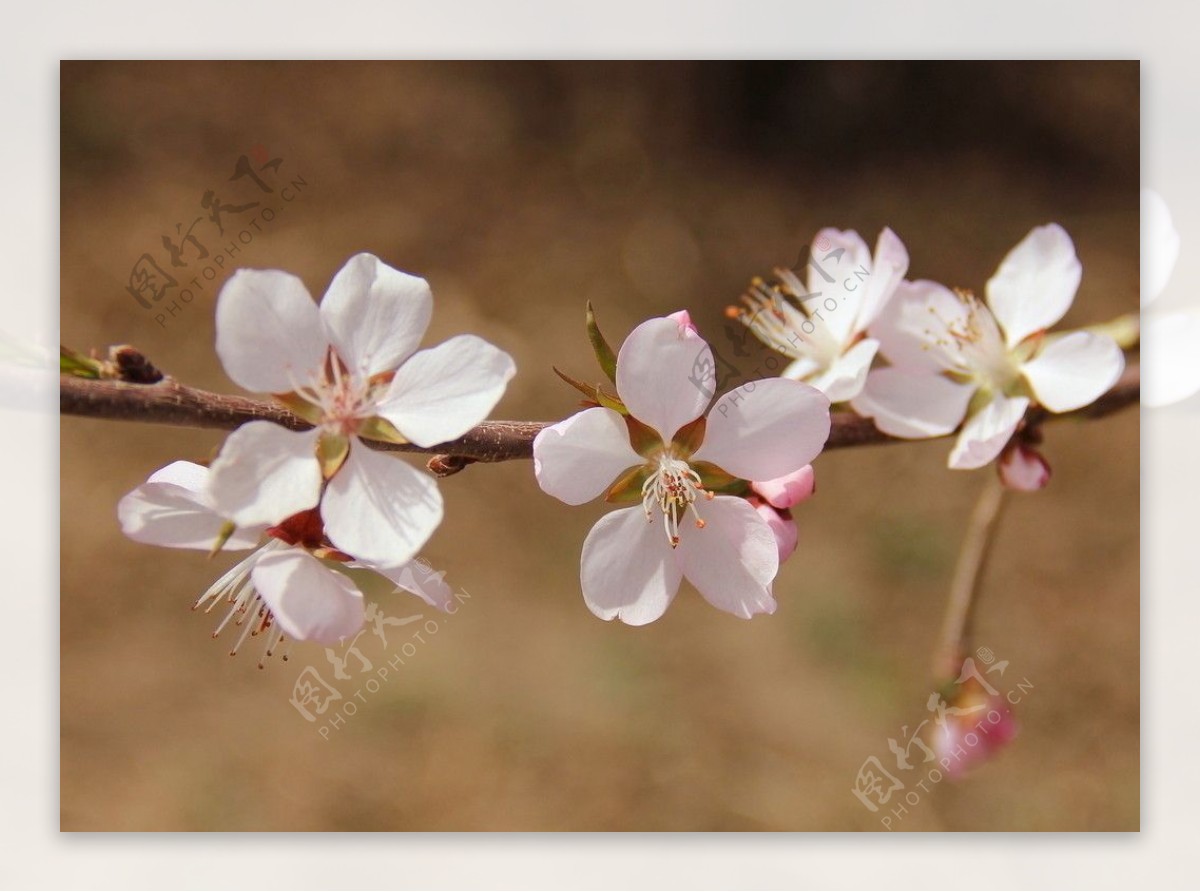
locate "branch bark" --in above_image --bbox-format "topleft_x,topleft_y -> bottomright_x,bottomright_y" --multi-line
60,361 -> 1141,472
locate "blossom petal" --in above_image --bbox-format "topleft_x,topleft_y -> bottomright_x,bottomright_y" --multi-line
375,559 -> 456,612
615,315 -> 713,442
207,422 -> 322,527
808,228 -> 873,346
319,253 -> 433,376
870,279 -> 970,374
1020,330 -> 1124,413
807,337 -> 878,402
677,496 -> 778,619
215,269 -> 328,393
118,480 -> 263,551
251,549 -> 365,644
580,505 -> 682,625
855,227 -> 910,331
375,334 -> 516,448
753,500 -> 799,564
851,368 -> 975,439
322,440 -> 443,567
985,224 -> 1081,348
532,407 -> 643,506
1142,189 -> 1179,307
751,464 -> 815,510
948,395 -> 1029,470
692,378 -> 830,481
1142,310 -> 1200,408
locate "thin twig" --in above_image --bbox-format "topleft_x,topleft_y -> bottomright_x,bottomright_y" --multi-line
934,475 -> 1008,680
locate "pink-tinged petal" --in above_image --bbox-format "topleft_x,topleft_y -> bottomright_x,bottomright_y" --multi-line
1020,330 -> 1124,412
374,334 -> 516,448
998,443 -> 1051,492
851,368 -> 975,439
1143,310 -> 1200,407
870,279 -> 970,374
207,422 -> 322,527
319,253 -> 433,376
615,316 -> 713,442
1142,189 -> 1179,307
807,337 -> 878,402
251,549 -> 365,644
667,309 -> 698,334
948,395 -> 1029,470
751,465 -> 815,509
752,500 -> 798,564
985,224 -> 1081,348
118,480 -> 263,551
807,228 -> 873,346
854,227 -> 910,331
375,558 -> 456,612
580,505 -> 683,625
692,378 -> 830,481
532,407 -> 643,506
215,269 -> 328,393
677,496 -> 778,619
322,440 -> 442,567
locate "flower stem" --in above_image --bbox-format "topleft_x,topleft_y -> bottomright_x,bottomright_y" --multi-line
934,474 -> 1008,680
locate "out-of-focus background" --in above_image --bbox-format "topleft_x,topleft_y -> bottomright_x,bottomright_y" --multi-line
60,61 -> 1139,831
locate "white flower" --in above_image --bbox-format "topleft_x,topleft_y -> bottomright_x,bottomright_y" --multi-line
1140,189 -> 1200,407
207,253 -> 516,567
118,461 -> 450,664
729,228 -> 909,402
533,312 -> 830,625
0,330 -> 54,412
851,224 -> 1125,469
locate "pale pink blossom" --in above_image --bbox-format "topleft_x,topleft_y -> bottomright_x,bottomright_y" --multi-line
533,313 -> 830,624
1141,189 -> 1200,407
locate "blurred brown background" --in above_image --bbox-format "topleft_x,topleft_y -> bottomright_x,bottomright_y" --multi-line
60,61 -> 1139,831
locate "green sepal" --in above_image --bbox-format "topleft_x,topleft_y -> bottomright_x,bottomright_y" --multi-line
274,392 -> 323,425
671,416 -> 707,458
595,387 -> 627,414
623,415 -> 662,457
553,366 -> 599,401
604,464 -> 650,503
59,346 -> 102,379
318,432 -> 350,479
209,521 -> 237,558
586,301 -> 618,384
357,416 -> 408,445
691,461 -> 746,495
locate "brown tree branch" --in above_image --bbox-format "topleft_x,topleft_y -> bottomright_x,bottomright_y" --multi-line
60,360 -> 1140,474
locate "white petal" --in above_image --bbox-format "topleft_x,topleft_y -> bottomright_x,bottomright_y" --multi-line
807,228 -> 873,346
615,315 -> 713,442
677,496 -> 778,619
532,407 -> 643,506
985,224 -> 1081,348
207,422 -> 322,527
807,338 -> 879,402
693,378 -> 830,481
118,480 -> 262,551
375,559 -> 456,612
375,335 -> 516,448
948,396 -> 1029,470
851,368 -> 975,439
1021,331 -> 1124,413
322,440 -> 443,566
1142,189 -> 1179,307
1143,310 -> 1200,408
580,506 -> 683,626
215,269 -> 328,393
146,460 -> 210,493
855,227 -> 910,331
251,549 -> 365,644
0,331 -> 54,412
319,253 -> 433,376
870,279 -> 969,374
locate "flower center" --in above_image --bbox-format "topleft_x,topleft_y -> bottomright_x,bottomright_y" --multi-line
928,290 -> 1018,393
193,539 -> 289,667
291,348 -> 383,437
641,454 -> 714,547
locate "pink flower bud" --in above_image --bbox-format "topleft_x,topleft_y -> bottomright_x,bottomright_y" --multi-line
750,465 -> 816,509
998,443 -> 1051,492
933,676 -> 1019,779
751,498 -> 798,563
